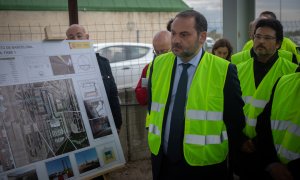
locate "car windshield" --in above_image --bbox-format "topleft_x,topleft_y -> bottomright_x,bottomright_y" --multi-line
98,45 -> 150,63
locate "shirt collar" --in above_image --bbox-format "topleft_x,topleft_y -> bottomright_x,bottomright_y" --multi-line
177,48 -> 203,67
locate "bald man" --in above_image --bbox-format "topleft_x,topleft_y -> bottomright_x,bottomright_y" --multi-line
66,24 -> 89,40
66,24 -> 122,133
135,30 -> 171,105
152,30 -> 172,56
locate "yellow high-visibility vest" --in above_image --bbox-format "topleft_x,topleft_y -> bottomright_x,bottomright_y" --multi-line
148,52 -> 230,166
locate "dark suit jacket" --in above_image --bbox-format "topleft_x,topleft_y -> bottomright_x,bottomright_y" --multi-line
96,53 -> 122,130
150,52 -> 247,179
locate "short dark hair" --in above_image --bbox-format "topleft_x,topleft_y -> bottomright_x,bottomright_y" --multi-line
259,11 -> 277,20
175,10 -> 207,35
254,19 -> 283,43
166,18 -> 174,32
212,38 -> 233,60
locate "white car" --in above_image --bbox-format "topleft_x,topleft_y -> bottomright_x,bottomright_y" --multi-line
205,37 -> 215,49
94,42 -> 154,89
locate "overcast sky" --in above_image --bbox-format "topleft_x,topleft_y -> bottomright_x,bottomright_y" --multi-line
183,0 -> 300,33
183,0 -> 300,22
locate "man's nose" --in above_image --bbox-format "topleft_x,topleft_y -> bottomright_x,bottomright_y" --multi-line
172,35 -> 180,43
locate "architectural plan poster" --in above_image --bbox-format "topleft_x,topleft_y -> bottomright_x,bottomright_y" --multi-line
0,41 -> 125,179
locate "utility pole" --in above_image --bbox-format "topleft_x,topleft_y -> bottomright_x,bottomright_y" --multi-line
68,0 -> 79,25
279,0 -> 282,21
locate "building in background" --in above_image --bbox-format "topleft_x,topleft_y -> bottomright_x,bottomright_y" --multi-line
0,0 -> 190,43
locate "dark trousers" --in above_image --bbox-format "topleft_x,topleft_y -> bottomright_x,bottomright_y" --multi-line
235,151 -> 274,180
159,154 -> 230,180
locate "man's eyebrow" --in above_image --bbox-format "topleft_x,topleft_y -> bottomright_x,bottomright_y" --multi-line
180,31 -> 190,34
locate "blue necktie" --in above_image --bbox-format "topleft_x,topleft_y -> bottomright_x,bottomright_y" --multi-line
167,63 -> 190,162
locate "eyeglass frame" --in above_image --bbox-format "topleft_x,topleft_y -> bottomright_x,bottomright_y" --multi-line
253,34 -> 277,41
153,48 -> 171,56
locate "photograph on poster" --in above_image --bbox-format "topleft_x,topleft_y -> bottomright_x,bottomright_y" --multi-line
49,55 -> 75,75
25,56 -> 52,78
102,146 -> 116,164
0,79 -> 89,171
45,156 -> 73,180
75,147 -> 101,174
95,142 -> 117,166
7,166 -> 38,180
84,98 -> 112,139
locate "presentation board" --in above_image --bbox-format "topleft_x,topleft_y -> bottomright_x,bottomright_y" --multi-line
0,41 -> 125,180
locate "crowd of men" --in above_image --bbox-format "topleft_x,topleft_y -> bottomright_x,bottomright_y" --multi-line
66,9 -> 299,180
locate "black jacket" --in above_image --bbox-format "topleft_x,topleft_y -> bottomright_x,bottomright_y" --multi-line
96,53 -> 122,130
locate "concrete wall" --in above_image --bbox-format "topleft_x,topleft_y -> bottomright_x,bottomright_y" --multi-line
118,88 -> 150,162
0,11 -> 176,43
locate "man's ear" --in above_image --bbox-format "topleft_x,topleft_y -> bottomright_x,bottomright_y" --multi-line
86,33 -> 90,40
199,31 -> 207,44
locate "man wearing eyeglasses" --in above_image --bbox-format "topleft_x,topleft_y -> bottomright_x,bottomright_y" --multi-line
135,30 -> 171,106
231,17 -> 298,65
241,11 -> 300,64
234,18 -> 299,180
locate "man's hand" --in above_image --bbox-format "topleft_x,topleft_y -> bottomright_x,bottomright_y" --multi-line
267,162 -> 293,180
241,139 -> 256,153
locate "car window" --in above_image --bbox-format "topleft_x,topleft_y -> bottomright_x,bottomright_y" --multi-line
98,45 -> 150,63
127,46 -> 149,60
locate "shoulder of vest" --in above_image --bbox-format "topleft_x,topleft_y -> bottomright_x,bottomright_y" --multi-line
203,53 -> 230,67
237,57 -> 253,66
151,52 -> 176,73
153,52 -> 175,65
232,50 -> 250,57
278,56 -> 296,64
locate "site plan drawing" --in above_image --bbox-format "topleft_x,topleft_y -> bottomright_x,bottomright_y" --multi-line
0,41 -> 125,180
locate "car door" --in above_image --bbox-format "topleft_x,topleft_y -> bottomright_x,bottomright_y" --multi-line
98,44 -> 153,89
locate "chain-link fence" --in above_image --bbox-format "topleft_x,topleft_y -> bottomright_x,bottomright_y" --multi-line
1,11 -> 299,179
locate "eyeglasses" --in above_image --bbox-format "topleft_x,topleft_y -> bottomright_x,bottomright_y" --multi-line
153,49 -> 171,56
253,34 -> 276,41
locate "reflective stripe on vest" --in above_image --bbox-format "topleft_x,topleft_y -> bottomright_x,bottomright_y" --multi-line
245,117 -> 256,127
275,144 -> 300,162
148,124 -> 160,136
185,131 -> 228,145
270,73 -> 300,164
243,96 -> 268,108
237,58 -> 298,138
151,102 -> 164,112
187,110 -> 223,121
271,120 -> 300,135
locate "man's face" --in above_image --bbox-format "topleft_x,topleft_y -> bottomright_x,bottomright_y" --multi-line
171,17 -> 206,62
66,26 -> 89,40
253,27 -> 280,58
